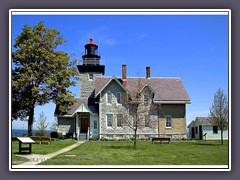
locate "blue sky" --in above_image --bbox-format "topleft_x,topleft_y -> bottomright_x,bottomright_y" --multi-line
11,12 -> 229,130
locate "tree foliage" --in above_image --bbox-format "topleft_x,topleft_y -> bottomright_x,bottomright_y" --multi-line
35,111 -> 48,136
209,88 -> 228,145
12,21 -> 78,136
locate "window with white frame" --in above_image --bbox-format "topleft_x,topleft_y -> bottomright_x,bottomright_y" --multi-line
165,115 -> 172,128
107,91 -> 112,104
116,92 -> 121,104
94,120 -> 97,129
117,114 -> 123,127
106,114 -> 113,127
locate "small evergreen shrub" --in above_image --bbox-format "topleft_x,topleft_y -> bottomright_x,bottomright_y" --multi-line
50,131 -> 58,138
57,133 -> 63,139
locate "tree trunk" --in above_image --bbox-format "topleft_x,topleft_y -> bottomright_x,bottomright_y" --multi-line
28,106 -> 34,136
133,129 -> 137,149
221,129 -> 223,145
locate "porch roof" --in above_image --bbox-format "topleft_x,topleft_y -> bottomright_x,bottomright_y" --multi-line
54,98 -> 98,116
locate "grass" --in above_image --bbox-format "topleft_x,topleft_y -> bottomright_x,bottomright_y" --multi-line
11,139 -> 77,165
12,154 -> 29,165
40,140 -> 228,165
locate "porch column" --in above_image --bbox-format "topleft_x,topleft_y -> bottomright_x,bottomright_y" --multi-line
76,113 -> 80,140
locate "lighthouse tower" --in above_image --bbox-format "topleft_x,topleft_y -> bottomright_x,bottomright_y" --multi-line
77,38 -> 105,98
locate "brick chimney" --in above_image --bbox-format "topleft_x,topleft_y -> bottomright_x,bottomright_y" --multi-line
146,66 -> 150,78
122,64 -> 127,87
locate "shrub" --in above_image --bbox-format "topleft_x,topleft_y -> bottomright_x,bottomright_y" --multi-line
182,137 -> 187,141
50,131 -> 58,138
130,137 -> 135,141
100,137 -> 108,141
89,137 -> 97,141
66,133 -> 73,139
57,133 -> 63,139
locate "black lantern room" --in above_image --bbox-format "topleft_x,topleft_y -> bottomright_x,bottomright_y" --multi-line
77,38 -> 105,75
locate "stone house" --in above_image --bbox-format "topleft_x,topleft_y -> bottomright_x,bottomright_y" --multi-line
55,39 -> 191,140
188,117 -> 228,140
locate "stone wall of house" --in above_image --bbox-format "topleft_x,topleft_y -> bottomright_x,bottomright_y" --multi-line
158,104 -> 186,138
80,73 -> 102,98
99,81 -> 159,139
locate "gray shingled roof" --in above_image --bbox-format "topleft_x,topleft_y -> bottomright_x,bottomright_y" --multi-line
55,98 -> 98,116
95,77 -> 190,102
67,98 -> 88,115
56,76 -> 190,116
187,120 -> 195,128
196,117 -> 212,125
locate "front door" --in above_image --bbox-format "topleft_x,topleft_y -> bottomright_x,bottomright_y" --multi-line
80,118 -> 89,133
199,125 -> 203,140
191,127 -> 195,138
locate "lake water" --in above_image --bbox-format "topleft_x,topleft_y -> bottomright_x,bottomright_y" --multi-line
12,129 -> 51,136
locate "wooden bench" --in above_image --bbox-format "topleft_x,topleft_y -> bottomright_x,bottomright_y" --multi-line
152,137 -> 171,144
30,136 -> 41,144
41,136 -> 51,144
30,136 -> 51,145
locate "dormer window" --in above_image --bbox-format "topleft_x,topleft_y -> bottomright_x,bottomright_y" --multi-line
116,92 -> 121,104
107,91 -> 112,104
144,94 -> 149,105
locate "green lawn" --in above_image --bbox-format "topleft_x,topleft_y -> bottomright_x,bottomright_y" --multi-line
11,139 -> 77,165
40,140 -> 228,165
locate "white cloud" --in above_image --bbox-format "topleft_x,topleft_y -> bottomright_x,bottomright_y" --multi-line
77,27 -> 148,48
77,26 -> 122,48
98,36 -> 119,46
188,110 -> 209,116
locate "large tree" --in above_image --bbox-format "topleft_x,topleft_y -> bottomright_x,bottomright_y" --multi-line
12,21 -> 78,136
209,88 -> 228,145
117,78 -> 159,148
